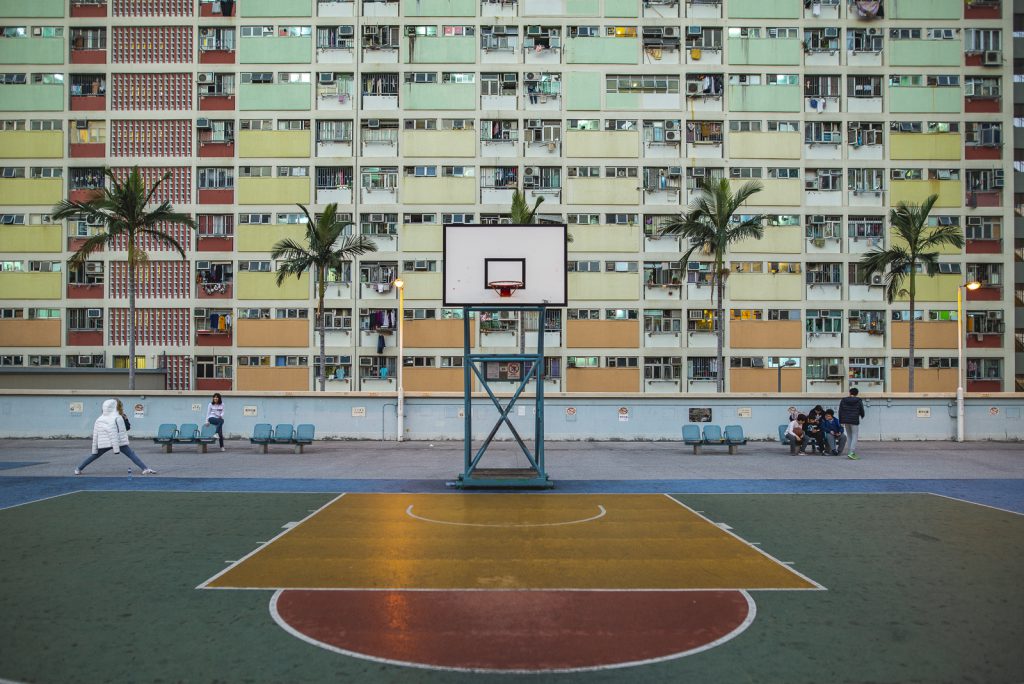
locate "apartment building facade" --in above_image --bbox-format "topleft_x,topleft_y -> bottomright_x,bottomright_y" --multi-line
0,0 -> 1017,394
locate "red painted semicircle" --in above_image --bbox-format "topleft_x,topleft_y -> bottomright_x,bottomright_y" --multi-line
273,589 -> 753,672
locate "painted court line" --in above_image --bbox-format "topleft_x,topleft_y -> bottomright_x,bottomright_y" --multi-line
925,491 -> 1024,517
406,503 -> 607,527
0,489 -> 83,512
196,492 -> 347,590
663,494 -> 827,592
268,589 -> 758,675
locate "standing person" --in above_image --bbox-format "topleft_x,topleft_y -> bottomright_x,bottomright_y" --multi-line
820,409 -> 846,456
838,387 -> 866,460
206,393 -> 226,451
75,399 -> 156,475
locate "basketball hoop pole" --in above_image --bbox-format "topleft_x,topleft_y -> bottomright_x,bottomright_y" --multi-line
394,278 -> 405,442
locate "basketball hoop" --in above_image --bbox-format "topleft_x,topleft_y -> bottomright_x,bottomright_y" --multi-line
487,280 -> 524,298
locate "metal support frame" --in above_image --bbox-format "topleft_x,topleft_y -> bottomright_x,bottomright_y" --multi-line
456,305 -> 553,489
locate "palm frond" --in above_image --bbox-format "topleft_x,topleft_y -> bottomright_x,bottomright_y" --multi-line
138,227 -> 188,260
67,233 -> 112,268
918,223 -> 965,251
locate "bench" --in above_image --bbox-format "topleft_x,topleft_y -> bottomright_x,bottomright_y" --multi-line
293,423 -> 315,453
250,423 -> 273,453
249,423 -> 316,453
723,425 -> 747,454
682,424 -> 745,454
154,423 -> 177,452
778,424 -> 801,454
154,422 -> 220,453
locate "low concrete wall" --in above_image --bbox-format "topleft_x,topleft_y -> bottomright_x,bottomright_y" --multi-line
1,391 -> 1022,442
0,370 -> 166,390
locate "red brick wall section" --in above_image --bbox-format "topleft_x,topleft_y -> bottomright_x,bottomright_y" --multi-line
109,261 -> 191,299
108,307 -> 190,347
110,120 -> 192,158
162,354 -> 191,390
110,73 -> 192,110
112,0 -> 193,16
112,26 -> 193,63
109,221 -> 193,253
111,166 -> 191,204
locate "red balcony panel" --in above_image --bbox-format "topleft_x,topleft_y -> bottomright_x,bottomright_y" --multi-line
199,50 -> 235,64
67,284 -> 104,299
968,191 -> 1001,208
199,141 -> 235,158
67,237 -> 97,251
70,49 -> 107,64
964,4 -> 1001,19
198,282 -> 232,299
198,188 -> 234,205
964,98 -> 1001,114
199,1 -> 235,16
965,146 -> 1000,161
70,96 -> 106,112
966,238 -> 1002,255
71,2 -> 108,16
70,142 -> 106,158
197,330 -> 233,347
197,378 -> 233,391
967,379 -> 1001,392
966,286 -> 1001,302
69,188 -> 102,203
199,95 -> 235,111
68,330 -> 103,346
966,333 -> 1002,349
197,236 -> 234,252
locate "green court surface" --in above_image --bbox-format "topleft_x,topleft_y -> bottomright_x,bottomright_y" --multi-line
1,491 -> 1021,683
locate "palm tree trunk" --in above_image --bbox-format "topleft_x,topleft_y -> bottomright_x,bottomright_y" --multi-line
715,272 -> 725,393
908,270 -> 916,393
318,266 -> 326,392
127,256 -> 136,390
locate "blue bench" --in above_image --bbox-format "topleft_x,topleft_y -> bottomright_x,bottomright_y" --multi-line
723,425 -> 747,454
250,423 -> 273,453
154,423 -> 177,452
250,423 -> 316,453
293,424 -> 315,453
154,422 -> 218,453
683,424 -> 745,454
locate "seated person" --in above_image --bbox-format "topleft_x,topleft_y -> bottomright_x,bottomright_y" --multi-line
785,414 -> 808,454
804,404 -> 827,454
820,409 -> 846,456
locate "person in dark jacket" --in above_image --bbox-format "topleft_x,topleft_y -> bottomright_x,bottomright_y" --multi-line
838,388 -> 866,459
820,408 -> 845,456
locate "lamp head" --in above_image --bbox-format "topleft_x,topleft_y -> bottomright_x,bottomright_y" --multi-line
964,281 -> 981,291
392,278 -> 405,289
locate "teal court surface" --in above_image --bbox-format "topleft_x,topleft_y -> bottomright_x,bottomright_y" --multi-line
0,439 -> 1022,682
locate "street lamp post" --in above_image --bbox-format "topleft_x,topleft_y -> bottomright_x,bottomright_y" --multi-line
393,278 -> 405,442
777,358 -> 797,393
955,280 -> 982,442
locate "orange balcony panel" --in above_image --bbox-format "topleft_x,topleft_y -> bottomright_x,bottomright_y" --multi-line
566,320 -> 639,348
405,319 -> 475,348
967,379 -> 1001,392
891,321 -> 956,349
70,50 -> 107,64
236,367 -> 307,392
0,319 -> 61,347
566,367 -> 639,393
968,191 -> 1001,208
68,330 -> 103,346
197,378 -> 233,391
729,320 -> 802,349
198,236 -> 234,252
70,142 -> 105,158
237,319 -> 309,348
730,368 -> 800,393
199,50 -> 235,64
198,283 -> 232,299
403,367 -> 463,392
199,188 -> 234,204
891,367 -> 957,392
70,95 -> 105,112
966,333 -> 1002,348
69,189 -> 101,203
199,141 -> 235,158
199,95 -> 235,111
965,238 -> 1001,254
964,4 -> 1000,19
964,146 -> 1000,161
966,286 -> 1001,302
197,330 -> 233,346
964,98 -> 1000,114
67,283 -> 104,299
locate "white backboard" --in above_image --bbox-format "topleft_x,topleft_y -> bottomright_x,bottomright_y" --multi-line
443,224 -> 568,307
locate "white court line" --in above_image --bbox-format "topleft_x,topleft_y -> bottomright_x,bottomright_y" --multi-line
196,492 -> 346,590
406,504 -> 606,528
268,588 -> 758,674
0,489 -> 84,512
925,491 -> 1024,517
662,494 -> 827,591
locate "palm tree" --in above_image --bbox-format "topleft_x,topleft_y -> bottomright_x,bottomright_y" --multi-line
659,178 -> 765,393
510,189 -> 544,224
53,167 -> 195,390
860,194 -> 963,392
272,203 -> 377,391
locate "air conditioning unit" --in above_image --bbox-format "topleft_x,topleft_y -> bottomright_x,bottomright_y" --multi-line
523,166 -> 537,176
687,26 -> 702,36
866,28 -> 879,35
197,260 -> 211,270
691,167 -> 706,177
405,26 -> 417,37
501,120 -> 512,130
370,213 -> 385,221
751,358 -> 764,367
824,27 -> 839,38
85,262 -> 103,272
319,72 -> 335,84
197,72 -> 213,84
338,26 -> 354,37
86,308 -> 101,318
663,27 -> 679,38
668,166 -> 682,176
196,118 -> 211,128
75,120 -> 89,129
826,364 -> 842,378
367,119 -> 379,128
78,355 -> 93,365
665,120 -> 679,130
869,274 -> 883,286
685,82 -> 702,95
363,26 -> 378,37
665,130 -> 680,142
981,50 -> 1001,66
502,73 -> 517,83
527,119 -> 542,128
525,72 -> 537,81
527,26 -> 541,35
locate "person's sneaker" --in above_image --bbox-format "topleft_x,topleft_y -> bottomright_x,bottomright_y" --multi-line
141,468 -> 157,475
847,452 -> 859,460
831,449 -> 839,456
73,468 -> 82,475
220,447 -> 226,452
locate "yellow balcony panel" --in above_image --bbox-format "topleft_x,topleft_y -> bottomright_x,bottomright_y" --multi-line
893,274 -> 958,303
566,367 -> 640,393
891,367 -> 957,392
890,227 -> 960,256
237,319 -> 310,348
237,224 -> 308,252
399,224 -> 442,252
753,179 -> 802,206
0,272 -> 61,299
400,130 -> 476,158
566,320 -> 639,348
568,225 -> 641,252
891,320 -> 956,348
237,177 -> 311,205
0,178 -> 61,206
405,319 -> 475,349
397,271 -> 442,300
402,176 -> 475,205
730,367 -> 800,393
236,367 -> 309,392
568,272 -> 640,301
0,319 -> 60,347
890,180 -> 961,208
0,224 -> 61,252
732,225 -> 802,254
726,131 -> 801,159
237,130 -> 311,158
565,178 -> 640,206
403,367 -> 464,392
236,271 -> 310,300
729,273 -> 802,301
729,319 -> 802,349
889,133 -> 961,161
0,130 -> 62,159
564,130 -> 639,158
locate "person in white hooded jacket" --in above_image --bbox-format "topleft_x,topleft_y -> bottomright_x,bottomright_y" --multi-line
75,399 -> 156,475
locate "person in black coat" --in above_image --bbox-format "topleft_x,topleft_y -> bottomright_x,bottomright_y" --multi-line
838,388 -> 866,459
